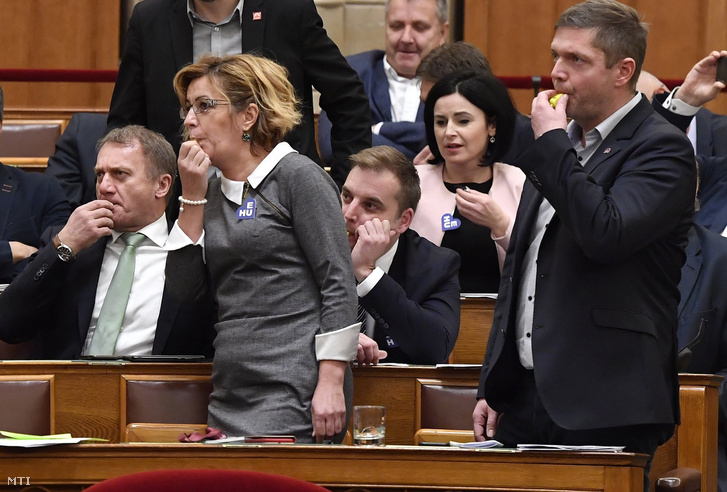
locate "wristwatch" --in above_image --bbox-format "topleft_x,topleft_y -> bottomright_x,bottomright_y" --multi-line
53,234 -> 76,262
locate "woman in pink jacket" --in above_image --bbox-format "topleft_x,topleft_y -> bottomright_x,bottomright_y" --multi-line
410,71 -> 525,293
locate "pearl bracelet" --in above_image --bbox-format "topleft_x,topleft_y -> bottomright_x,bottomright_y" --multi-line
178,196 -> 208,213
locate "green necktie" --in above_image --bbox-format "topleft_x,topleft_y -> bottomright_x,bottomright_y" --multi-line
87,232 -> 146,355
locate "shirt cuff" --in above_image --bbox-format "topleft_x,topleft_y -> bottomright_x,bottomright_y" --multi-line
315,323 -> 360,361
372,122 -> 384,135
165,221 -> 205,251
356,266 -> 385,297
662,87 -> 701,116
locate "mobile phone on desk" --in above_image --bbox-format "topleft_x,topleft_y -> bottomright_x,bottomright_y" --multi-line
717,56 -> 727,84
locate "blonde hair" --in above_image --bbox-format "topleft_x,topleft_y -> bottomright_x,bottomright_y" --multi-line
174,53 -> 302,154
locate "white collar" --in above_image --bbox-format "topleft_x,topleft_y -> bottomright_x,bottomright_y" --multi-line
108,214 -> 168,248
187,0 -> 244,26
220,142 -> 297,205
383,56 -> 420,85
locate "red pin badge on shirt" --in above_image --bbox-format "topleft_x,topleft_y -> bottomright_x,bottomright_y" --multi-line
253,11 -> 262,20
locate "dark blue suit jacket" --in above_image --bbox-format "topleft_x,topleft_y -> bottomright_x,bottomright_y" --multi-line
695,107 -> 727,157
318,50 -> 426,163
360,228 -> 460,364
480,95 -> 695,431
651,94 -> 727,234
45,113 -> 107,210
694,154 -> 727,234
677,224 -> 727,492
0,163 -> 70,283
0,226 -> 216,359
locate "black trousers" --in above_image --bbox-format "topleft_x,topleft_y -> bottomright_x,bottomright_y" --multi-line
493,369 -> 674,492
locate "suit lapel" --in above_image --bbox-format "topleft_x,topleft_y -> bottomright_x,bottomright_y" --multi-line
372,59 -> 393,122
169,0 -> 194,68
583,96 -> 651,175
695,109 -> 712,156
388,231 -> 407,287
76,238 -> 108,343
677,227 -> 702,319
0,165 -> 15,236
241,0 -> 265,53
154,252 -> 181,354
510,180 -> 543,257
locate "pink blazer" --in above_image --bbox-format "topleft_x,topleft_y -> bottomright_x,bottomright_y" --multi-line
410,162 -> 525,271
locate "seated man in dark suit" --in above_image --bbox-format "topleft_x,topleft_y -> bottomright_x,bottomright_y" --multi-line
341,145 -> 460,365
318,0 -> 449,163
0,82 -> 70,285
0,125 -> 215,359
45,112 -> 108,210
677,222 -> 727,492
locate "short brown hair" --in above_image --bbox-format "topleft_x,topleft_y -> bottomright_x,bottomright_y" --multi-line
386,0 -> 448,25
174,54 -> 302,154
348,146 -> 421,215
416,42 -> 492,83
556,0 -> 648,90
97,125 -> 176,180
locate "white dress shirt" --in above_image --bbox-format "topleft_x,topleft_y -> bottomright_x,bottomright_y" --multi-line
83,214 -> 202,356
382,56 -> 421,125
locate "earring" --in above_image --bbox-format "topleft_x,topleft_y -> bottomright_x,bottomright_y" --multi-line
489,135 -> 496,144
242,133 -> 251,142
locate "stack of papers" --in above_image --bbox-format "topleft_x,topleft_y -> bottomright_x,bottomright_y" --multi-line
0,431 -> 107,448
449,440 -> 504,449
517,443 -> 625,452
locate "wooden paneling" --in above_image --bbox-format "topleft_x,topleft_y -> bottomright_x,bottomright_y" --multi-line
0,0 -> 119,112
450,296 -> 494,364
464,0 -> 727,115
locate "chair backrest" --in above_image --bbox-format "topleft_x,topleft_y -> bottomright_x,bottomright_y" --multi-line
120,376 -> 212,441
83,469 -> 330,491
0,375 -> 54,435
414,378 -> 478,444
0,119 -> 66,171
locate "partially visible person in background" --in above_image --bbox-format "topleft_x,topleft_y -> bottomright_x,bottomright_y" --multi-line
0,82 -> 70,285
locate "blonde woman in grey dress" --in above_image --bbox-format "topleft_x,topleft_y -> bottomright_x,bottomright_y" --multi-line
174,54 -> 359,443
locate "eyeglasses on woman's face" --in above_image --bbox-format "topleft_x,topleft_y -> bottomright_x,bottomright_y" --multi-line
179,98 -> 230,119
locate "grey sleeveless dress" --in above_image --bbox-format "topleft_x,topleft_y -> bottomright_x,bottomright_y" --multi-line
204,151 -> 356,442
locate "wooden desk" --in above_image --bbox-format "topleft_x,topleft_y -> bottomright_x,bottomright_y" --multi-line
0,363 -> 718,491
0,443 -> 647,492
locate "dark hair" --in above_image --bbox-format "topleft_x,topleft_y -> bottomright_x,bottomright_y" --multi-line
424,70 -> 516,167
0,82 -> 4,121
416,42 -> 492,82
556,0 -> 648,90
348,146 -> 421,215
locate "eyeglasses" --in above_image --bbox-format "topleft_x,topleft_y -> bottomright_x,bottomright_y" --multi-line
179,98 -> 230,119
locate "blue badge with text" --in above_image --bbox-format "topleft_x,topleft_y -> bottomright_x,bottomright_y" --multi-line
442,213 -> 461,231
237,198 -> 256,219
385,336 -> 398,348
